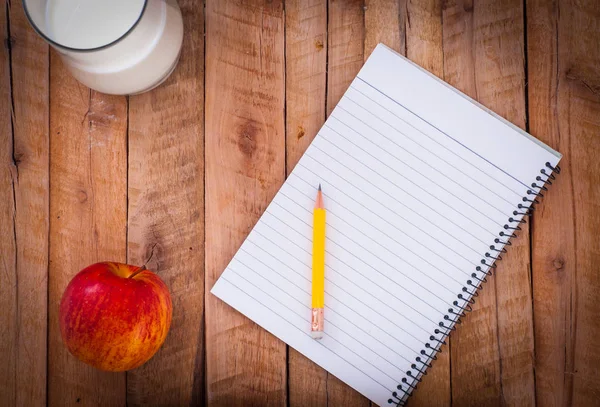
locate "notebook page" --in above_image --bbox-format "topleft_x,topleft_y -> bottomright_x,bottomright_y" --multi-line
211,44 -> 562,406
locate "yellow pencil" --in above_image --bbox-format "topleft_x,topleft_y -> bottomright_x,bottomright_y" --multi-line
311,184 -> 326,339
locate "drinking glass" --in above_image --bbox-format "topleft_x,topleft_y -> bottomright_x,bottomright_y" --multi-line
24,0 -> 184,95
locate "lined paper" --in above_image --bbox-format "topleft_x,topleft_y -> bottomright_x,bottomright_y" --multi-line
211,44 -> 562,406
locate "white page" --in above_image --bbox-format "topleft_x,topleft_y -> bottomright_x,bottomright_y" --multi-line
211,44 -> 562,406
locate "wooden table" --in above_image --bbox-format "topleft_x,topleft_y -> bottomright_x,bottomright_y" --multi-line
2,0 -> 599,406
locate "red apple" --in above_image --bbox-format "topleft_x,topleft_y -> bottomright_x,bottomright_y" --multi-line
59,262 -> 172,372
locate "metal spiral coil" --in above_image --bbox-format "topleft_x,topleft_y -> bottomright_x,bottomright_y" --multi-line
389,162 -> 561,406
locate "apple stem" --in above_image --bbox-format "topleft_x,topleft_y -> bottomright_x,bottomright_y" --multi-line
129,265 -> 146,279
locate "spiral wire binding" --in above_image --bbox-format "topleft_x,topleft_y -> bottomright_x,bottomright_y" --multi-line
388,162 -> 561,407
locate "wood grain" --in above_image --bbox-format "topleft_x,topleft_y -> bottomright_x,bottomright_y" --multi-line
443,1 -> 496,405
528,0 -> 600,405
443,0 -> 535,405
286,0 -> 327,172
205,1 -> 287,405
327,0 -> 365,115
285,1 -> 328,405
0,3 -> 16,404
48,55 -> 127,406
364,0 -> 401,58
404,0 -> 444,80
1,2 -> 50,406
125,0 -> 204,405
398,1 -> 451,405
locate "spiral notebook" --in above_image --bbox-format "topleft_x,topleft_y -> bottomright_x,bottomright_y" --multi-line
211,44 -> 562,406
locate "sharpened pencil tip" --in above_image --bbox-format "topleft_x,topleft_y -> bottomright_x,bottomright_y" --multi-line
315,184 -> 324,209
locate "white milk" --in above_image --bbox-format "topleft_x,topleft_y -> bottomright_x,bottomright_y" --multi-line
44,0 -> 183,95
46,0 -> 147,49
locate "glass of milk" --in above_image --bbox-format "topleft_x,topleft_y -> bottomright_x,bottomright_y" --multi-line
24,0 -> 184,95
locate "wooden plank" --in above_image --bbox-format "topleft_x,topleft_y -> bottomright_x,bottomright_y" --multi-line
285,1 -> 328,405
443,0 -> 535,405
317,1 -> 371,405
286,0 -> 327,172
397,1 -> 451,406
404,0 -> 444,80
2,2 -> 50,406
442,2 -> 497,406
125,1 -> 204,405
364,0 -> 401,58
327,0 -> 365,115
325,0 -> 369,406
205,1 -> 287,405
443,7 -> 491,403
526,1 -> 571,405
464,2 -> 536,405
364,3 -> 451,405
48,54 -> 128,405
528,0 -> 600,405
0,3 -> 17,405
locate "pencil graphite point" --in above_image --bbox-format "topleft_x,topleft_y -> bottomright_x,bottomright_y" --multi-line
318,183 -> 322,191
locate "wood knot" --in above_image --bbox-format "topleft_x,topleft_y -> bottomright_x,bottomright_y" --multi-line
4,36 -> 15,51
143,242 -> 161,271
237,121 -> 259,158
314,39 -> 324,51
297,126 -> 305,140
553,258 -> 565,271
76,190 -> 88,203
12,151 -> 24,166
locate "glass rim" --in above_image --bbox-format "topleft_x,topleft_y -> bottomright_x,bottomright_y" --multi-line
23,0 -> 149,52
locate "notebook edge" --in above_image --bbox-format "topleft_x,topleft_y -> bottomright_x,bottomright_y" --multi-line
373,43 -> 562,161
